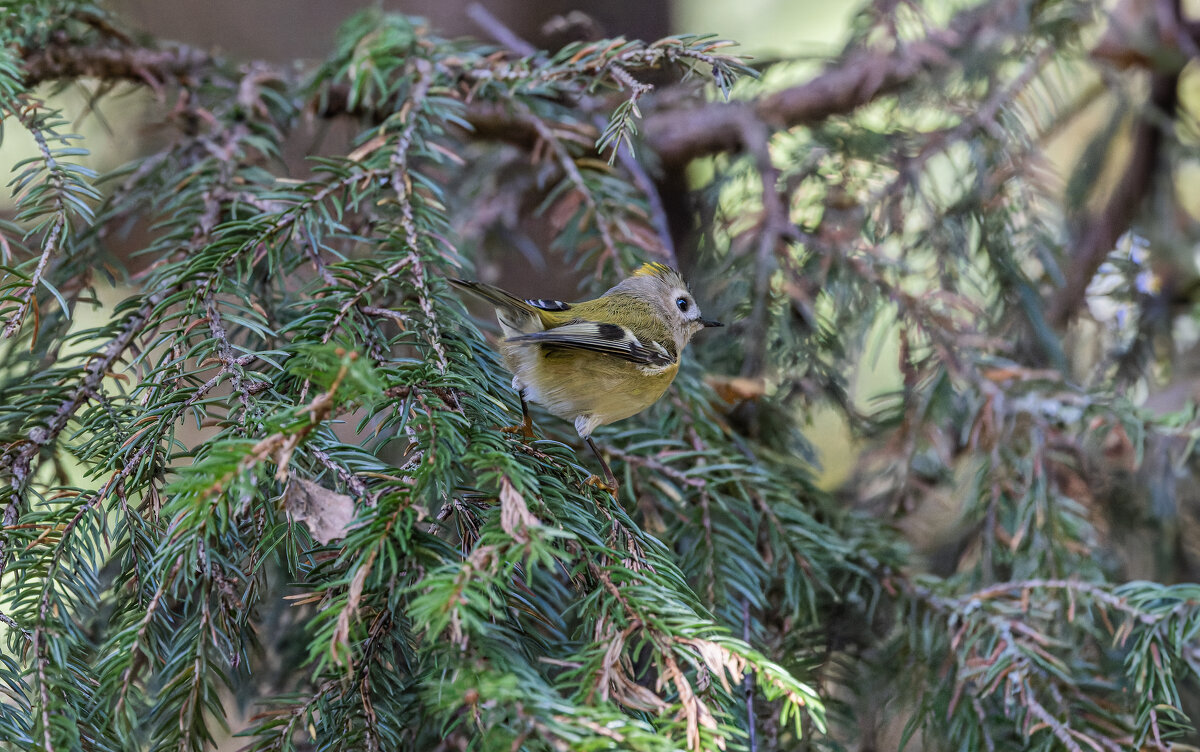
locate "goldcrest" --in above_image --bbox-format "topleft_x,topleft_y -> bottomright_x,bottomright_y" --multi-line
451,262 -> 722,494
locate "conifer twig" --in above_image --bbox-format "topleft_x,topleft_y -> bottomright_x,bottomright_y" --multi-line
744,598 -> 757,752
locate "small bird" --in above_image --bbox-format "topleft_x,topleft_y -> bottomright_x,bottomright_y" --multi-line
451,262 -> 722,496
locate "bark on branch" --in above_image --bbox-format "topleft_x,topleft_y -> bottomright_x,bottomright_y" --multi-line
21,43 -> 215,90
1048,71 -> 1177,328
644,0 -> 1022,166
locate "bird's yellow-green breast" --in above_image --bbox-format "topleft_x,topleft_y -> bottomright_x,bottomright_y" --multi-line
516,345 -> 679,431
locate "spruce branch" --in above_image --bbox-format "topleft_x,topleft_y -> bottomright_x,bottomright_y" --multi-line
379,59 -> 448,371
737,114 -> 792,380
0,285 -> 166,578
0,96 -> 98,338
895,575 -> 1200,749
523,106 -> 627,275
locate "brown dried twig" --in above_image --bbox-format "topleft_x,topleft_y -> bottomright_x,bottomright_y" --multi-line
1048,69 -> 1178,327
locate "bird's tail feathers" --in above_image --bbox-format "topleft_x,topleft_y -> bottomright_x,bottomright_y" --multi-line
449,278 -> 542,334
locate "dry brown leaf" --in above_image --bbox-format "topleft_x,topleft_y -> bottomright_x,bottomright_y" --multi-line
331,556 -> 372,662
284,477 -> 356,545
661,653 -> 722,751
706,375 -> 766,405
500,476 -> 541,542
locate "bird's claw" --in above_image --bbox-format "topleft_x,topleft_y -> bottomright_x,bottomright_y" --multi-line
585,474 -> 619,498
500,422 -> 535,439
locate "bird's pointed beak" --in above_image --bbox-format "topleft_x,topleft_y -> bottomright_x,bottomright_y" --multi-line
700,318 -> 724,328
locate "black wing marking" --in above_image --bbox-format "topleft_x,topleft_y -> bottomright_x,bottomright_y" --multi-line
506,321 -> 675,367
524,298 -> 572,312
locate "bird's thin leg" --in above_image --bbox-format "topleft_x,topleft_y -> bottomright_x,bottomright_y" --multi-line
501,390 -> 535,439
519,393 -> 534,437
585,437 -> 619,498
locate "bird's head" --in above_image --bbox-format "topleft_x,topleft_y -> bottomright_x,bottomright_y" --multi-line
609,262 -> 723,342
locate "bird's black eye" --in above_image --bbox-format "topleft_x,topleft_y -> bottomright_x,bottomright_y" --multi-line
676,297 -> 689,312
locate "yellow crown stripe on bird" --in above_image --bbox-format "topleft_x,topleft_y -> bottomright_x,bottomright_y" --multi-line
450,266 -> 722,497
633,261 -> 673,278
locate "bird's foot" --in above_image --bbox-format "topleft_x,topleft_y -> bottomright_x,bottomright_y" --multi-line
585,474 -> 619,498
502,394 -> 535,439
500,421 -> 535,439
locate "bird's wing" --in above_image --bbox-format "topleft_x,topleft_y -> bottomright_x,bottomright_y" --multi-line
449,279 -> 570,334
506,321 -> 676,367
522,297 -> 572,311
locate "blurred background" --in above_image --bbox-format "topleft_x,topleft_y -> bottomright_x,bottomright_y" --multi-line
8,0 -> 858,211
108,0 -> 854,61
